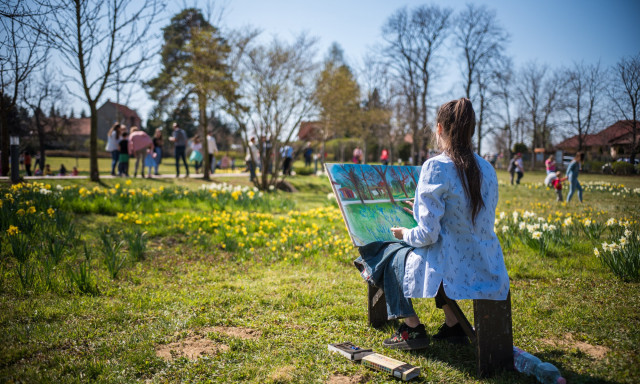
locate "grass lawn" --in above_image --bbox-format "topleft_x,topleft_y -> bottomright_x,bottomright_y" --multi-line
0,167 -> 639,383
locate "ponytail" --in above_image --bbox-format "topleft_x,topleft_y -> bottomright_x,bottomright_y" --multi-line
436,98 -> 484,224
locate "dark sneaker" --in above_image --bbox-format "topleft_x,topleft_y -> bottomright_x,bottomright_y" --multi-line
432,322 -> 469,345
383,323 -> 430,350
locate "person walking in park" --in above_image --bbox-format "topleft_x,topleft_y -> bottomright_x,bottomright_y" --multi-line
357,98 -> 509,351
118,131 -> 130,177
545,154 -> 557,174
303,142 -> 313,167
105,123 -> 122,176
380,148 -> 389,166
245,136 -> 260,182
152,129 -> 163,176
207,130 -> 219,173
566,152 -> 584,203
169,122 -> 189,177
128,126 -> 154,178
189,134 -> 203,174
281,144 -> 293,175
23,152 -> 32,176
353,146 -> 363,164
551,171 -> 568,202
508,153 -> 524,185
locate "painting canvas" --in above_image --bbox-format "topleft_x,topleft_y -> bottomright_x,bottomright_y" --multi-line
325,163 -> 422,246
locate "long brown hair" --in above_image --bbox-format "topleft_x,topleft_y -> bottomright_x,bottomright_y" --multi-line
436,98 -> 484,223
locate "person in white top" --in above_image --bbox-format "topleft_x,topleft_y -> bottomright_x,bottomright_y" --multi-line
385,98 -> 509,350
189,134 -> 203,174
207,130 -> 219,173
245,136 -> 260,182
105,123 -> 123,176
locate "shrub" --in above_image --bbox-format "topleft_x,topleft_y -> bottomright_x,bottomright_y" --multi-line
612,161 -> 635,175
512,142 -> 528,154
293,166 -> 314,176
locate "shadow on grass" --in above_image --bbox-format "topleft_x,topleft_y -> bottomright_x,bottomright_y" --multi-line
376,322 -> 614,383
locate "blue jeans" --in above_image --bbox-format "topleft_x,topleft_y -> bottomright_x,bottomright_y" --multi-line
111,150 -> 119,175
247,160 -> 256,181
566,174 -> 582,202
154,147 -> 162,174
354,242 -> 416,320
175,145 -> 188,176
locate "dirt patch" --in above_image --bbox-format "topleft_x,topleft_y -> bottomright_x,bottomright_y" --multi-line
155,334 -> 228,361
326,374 -> 366,384
155,326 -> 261,361
540,333 -> 609,360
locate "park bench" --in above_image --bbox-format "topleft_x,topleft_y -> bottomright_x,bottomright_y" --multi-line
367,285 -> 513,377
326,162 -> 514,377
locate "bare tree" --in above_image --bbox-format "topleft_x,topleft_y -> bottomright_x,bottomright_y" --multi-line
22,67 -> 65,170
0,0 -> 47,176
382,5 -> 452,165
609,52 -> 640,164
516,62 -> 563,166
234,34 -> 317,190
454,4 -> 509,154
491,56 -> 515,156
44,0 -> 165,181
561,61 -> 605,151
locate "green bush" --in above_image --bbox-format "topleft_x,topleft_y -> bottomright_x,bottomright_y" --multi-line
612,161 -> 636,175
293,166 -> 315,176
584,160 -> 607,173
512,142 -> 528,154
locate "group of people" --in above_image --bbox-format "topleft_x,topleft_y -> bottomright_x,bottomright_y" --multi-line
105,123 -> 159,178
544,153 -> 583,203
244,138 -> 319,182
105,122 -> 219,178
508,152 -> 584,203
15,152 -> 78,177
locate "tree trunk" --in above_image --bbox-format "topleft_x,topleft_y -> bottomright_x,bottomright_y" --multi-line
199,93 -> 210,181
0,109 -> 8,177
89,103 -> 100,182
35,111 -> 46,171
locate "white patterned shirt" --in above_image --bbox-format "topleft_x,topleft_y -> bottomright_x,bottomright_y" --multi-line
402,153 -> 510,300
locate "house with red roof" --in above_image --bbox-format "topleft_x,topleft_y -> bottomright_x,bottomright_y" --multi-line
555,120 -> 639,159
97,100 -> 142,141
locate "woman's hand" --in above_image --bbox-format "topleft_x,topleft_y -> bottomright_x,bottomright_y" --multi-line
390,227 -> 407,240
402,199 -> 414,215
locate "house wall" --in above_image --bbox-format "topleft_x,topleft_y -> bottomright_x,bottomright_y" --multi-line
97,103 -> 117,142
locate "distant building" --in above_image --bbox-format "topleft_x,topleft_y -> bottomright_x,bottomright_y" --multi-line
97,100 -> 142,141
39,116 -> 91,150
556,120 -> 639,159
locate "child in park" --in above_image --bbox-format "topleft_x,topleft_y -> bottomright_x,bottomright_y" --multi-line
144,149 -> 157,178
551,171 -> 568,202
118,132 -> 130,177
356,98 -> 509,350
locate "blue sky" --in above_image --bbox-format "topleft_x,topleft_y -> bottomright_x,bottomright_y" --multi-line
82,0 -> 640,122
218,0 -> 639,68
